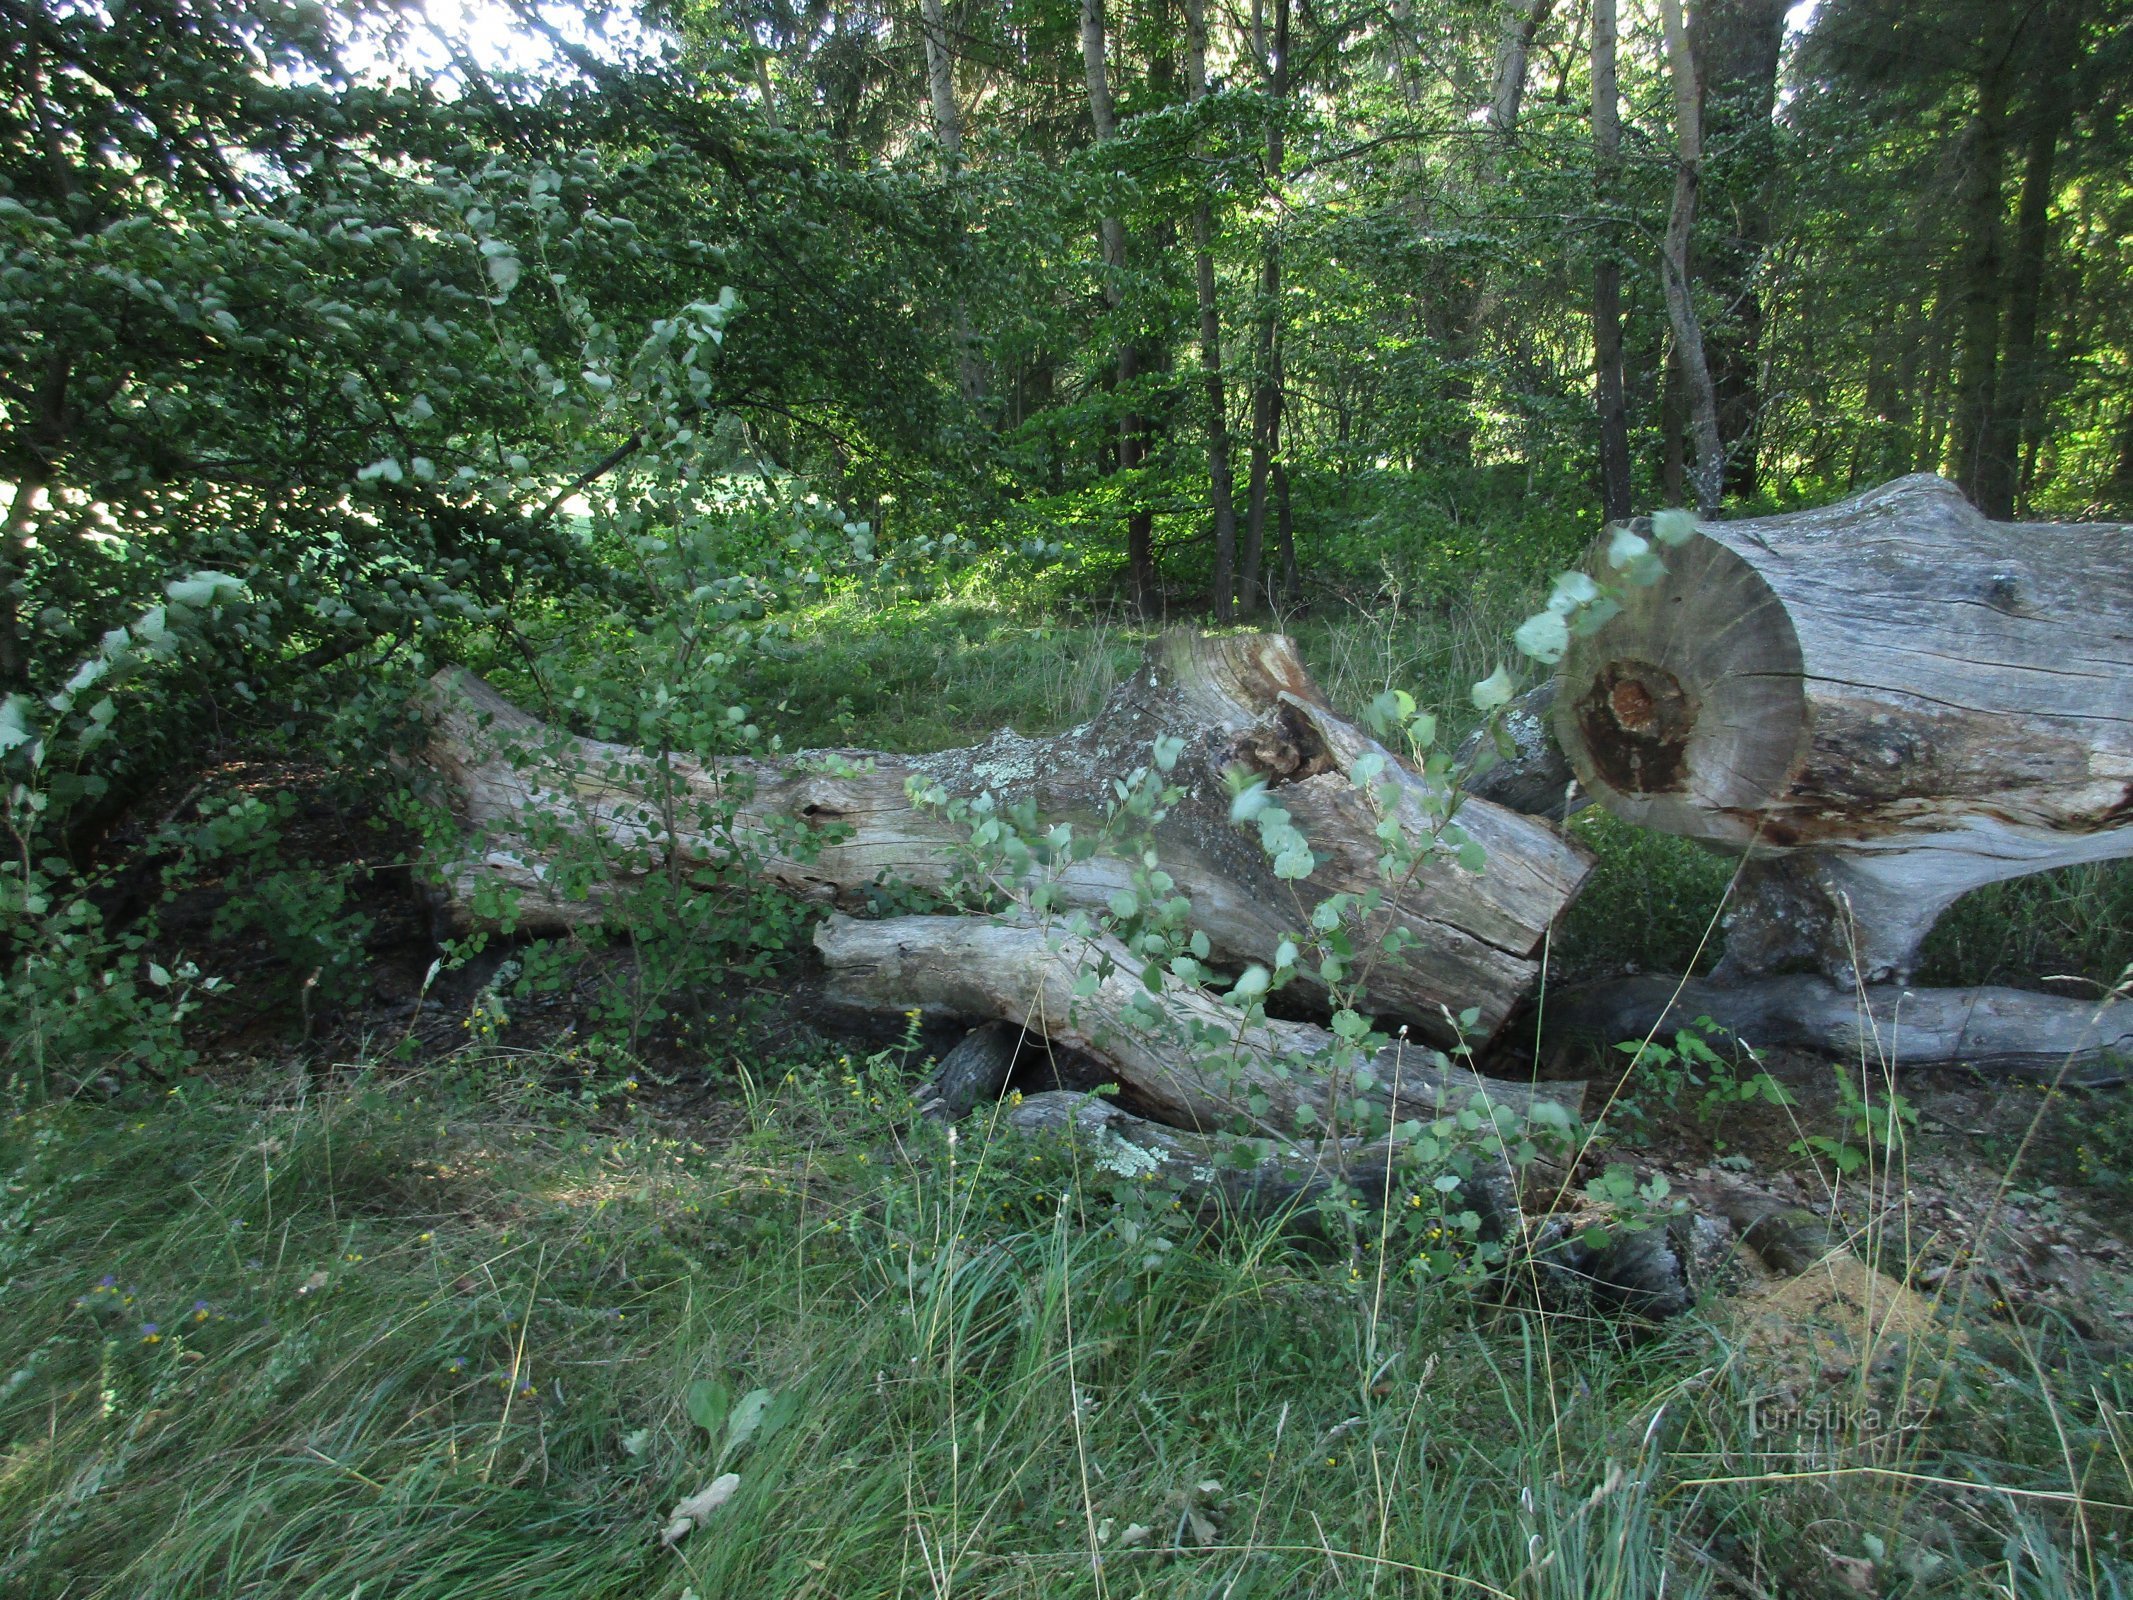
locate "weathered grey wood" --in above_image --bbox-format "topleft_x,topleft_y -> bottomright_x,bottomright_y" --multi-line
1549,973 -> 2133,1081
1001,1087 -> 1505,1216
916,1021 -> 1021,1121
421,631 -> 1593,1044
1452,680 -> 1589,821
1714,1195 -> 1843,1277
1554,474 -> 2133,983
814,911 -> 1585,1133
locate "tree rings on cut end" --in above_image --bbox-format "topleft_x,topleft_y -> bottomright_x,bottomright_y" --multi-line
1573,659 -> 1697,795
1553,530 -> 1807,849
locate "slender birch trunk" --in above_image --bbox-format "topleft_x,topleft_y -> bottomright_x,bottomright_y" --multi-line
1184,0 -> 1240,620
1080,0 -> 1155,607
1590,0 -> 1632,523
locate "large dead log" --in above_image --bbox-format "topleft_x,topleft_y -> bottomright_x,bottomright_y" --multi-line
422,632 -> 1592,1045
1553,474 -> 2133,985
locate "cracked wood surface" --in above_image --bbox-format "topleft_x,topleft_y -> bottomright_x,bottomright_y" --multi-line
813,911 -> 1585,1132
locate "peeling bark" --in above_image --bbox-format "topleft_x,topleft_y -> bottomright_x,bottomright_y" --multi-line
814,911 -> 1585,1132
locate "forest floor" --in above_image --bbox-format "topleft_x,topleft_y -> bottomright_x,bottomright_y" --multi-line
5,602 -> 2133,1598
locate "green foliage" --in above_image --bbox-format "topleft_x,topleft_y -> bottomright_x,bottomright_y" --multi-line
0,830 -> 217,1095
1792,1062 -> 1919,1179
1606,1016 -> 1796,1151
1553,811 -> 1737,982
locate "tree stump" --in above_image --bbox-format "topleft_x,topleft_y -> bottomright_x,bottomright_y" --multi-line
1553,474 -> 2133,984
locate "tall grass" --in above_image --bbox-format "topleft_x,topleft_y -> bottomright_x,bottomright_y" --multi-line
4,1034 -> 2128,1598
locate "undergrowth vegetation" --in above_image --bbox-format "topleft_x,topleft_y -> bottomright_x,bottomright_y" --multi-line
5,0 -> 2132,1590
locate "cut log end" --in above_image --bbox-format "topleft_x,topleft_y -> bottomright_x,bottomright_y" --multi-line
1554,476 -> 2133,982
1554,529 -> 1806,847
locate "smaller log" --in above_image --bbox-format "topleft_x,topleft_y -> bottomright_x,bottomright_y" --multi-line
1452,681 -> 1587,822
1549,974 -> 2133,1081
1524,1212 -> 1724,1321
815,911 -> 1585,1134
915,1020 -> 1022,1120
1713,1194 -> 1845,1278
1002,1089 -> 1718,1317
999,1089 -> 1515,1223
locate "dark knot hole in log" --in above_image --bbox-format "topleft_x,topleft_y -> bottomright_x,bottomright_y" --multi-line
1576,659 -> 1697,796
1237,700 -> 1336,786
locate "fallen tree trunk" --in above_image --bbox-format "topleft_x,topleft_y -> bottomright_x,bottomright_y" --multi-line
422,631 -> 1592,1046
815,910 -> 1740,1313
1553,474 -> 2133,985
999,1087 -> 1514,1219
813,914 -> 1760,1314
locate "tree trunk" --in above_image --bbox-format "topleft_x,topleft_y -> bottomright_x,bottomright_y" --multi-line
1432,0 -> 1553,471
2111,406 -> 2133,516
811,919 -> 1746,1311
1589,0 -> 1632,524
1186,0 -> 1240,622
1660,346 -> 1687,506
1687,0 -> 1788,499
1915,269 -> 1957,475
1273,457 -> 1297,606
1949,55 -> 2013,503
1487,0 -> 1554,142
897,1010 -> 1729,1320
1239,0 -> 1289,614
919,0 -> 963,164
1551,474 -> 2133,985
919,0 -> 984,405
1080,0 -> 1155,608
1975,20 -> 2074,520
1657,0 -> 1725,515
422,632 -> 1594,1045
